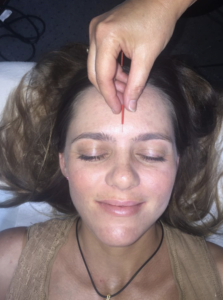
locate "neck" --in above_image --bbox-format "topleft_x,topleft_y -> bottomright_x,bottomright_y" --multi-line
76,218 -> 163,295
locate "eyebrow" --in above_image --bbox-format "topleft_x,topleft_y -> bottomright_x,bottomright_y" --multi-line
132,133 -> 173,143
71,132 -> 173,144
71,132 -> 115,144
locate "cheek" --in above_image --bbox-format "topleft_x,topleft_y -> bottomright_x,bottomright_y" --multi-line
67,164 -> 103,204
140,165 -> 177,205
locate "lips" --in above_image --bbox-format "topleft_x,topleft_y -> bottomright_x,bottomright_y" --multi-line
97,200 -> 144,216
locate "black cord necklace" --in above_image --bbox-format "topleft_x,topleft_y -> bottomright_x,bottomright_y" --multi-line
76,217 -> 164,300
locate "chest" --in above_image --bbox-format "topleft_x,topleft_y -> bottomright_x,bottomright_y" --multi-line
48,274 -> 179,300
48,245 -> 179,300
6,221 -> 223,300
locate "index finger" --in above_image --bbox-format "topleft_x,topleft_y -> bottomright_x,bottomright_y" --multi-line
95,43 -> 122,113
87,41 -> 99,90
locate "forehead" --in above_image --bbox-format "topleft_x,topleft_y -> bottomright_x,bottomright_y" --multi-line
68,85 -> 174,140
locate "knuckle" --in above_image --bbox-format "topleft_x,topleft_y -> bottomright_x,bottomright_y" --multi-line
96,76 -> 106,87
94,21 -> 114,41
131,85 -> 145,96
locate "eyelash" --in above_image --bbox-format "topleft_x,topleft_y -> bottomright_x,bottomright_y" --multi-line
138,155 -> 165,162
78,154 -> 107,161
78,154 -> 165,162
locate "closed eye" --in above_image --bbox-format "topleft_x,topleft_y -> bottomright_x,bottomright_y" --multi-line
137,154 -> 166,162
78,154 -> 107,161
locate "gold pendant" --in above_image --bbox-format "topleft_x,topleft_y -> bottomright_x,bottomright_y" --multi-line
106,295 -> 111,300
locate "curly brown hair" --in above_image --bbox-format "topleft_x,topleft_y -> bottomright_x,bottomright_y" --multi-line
0,43 -> 223,236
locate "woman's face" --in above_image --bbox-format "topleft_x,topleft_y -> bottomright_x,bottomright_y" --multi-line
59,86 -> 179,247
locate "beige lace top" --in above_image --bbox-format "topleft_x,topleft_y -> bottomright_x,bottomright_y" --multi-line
6,218 -> 223,300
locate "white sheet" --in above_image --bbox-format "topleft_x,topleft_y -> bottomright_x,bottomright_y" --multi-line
0,191 -> 52,230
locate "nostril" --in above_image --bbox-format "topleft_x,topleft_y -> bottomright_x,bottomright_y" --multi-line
105,164 -> 140,190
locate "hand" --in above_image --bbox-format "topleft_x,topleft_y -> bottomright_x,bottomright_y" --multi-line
88,0 -> 195,113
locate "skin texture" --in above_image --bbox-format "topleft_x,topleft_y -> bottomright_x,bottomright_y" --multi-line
88,0 -> 196,113
1,84 -> 223,299
59,86 -> 179,249
57,85 -> 181,298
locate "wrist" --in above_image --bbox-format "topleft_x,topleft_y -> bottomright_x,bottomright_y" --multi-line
127,0 -> 197,21
165,0 -> 197,19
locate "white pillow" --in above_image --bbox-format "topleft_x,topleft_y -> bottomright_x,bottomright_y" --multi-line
0,62 -> 35,112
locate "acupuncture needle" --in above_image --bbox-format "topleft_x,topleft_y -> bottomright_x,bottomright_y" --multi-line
120,51 -> 124,132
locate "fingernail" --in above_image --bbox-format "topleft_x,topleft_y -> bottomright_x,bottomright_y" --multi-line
112,108 -> 119,114
112,105 -> 122,114
128,100 -> 136,112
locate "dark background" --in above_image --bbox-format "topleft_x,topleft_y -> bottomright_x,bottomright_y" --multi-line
0,0 -> 223,87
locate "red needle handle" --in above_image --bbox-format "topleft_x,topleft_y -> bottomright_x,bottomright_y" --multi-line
121,51 -> 124,126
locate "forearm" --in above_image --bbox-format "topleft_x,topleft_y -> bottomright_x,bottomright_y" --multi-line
169,0 -> 197,19
127,0 -> 197,22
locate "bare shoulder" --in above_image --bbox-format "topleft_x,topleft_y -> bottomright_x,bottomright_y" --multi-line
0,227 -> 27,300
207,241 -> 223,285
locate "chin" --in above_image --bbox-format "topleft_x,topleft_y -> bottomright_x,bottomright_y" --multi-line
94,223 -> 147,248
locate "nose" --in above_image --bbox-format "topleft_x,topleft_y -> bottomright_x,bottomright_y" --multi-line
105,160 -> 140,190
